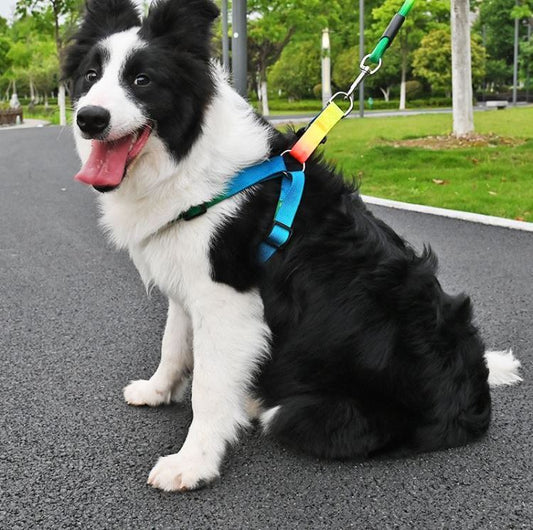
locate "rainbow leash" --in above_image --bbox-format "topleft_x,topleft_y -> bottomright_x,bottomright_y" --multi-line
290,102 -> 345,163
289,0 -> 416,165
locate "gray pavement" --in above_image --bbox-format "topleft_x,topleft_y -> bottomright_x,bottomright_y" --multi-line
1,127 -> 531,529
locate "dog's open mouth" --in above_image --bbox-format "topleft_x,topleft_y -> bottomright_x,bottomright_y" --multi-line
74,124 -> 152,191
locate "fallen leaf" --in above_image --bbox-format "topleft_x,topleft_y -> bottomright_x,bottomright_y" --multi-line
432,179 -> 448,185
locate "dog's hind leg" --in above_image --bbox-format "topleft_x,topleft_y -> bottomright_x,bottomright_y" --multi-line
123,298 -> 192,406
262,394 -> 398,459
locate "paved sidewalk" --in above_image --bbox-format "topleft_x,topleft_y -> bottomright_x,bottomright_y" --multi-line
1,127 -> 531,529
0,118 -> 50,130
267,103 -> 532,125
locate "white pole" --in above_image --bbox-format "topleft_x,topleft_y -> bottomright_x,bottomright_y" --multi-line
321,28 -> 332,107
513,0 -> 519,106
58,82 -> 67,126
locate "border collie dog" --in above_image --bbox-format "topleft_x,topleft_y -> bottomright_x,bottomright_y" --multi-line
64,0 -> 521,491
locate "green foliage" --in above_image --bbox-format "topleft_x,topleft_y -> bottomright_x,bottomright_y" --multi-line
247,0 -> 345,85
404,79 -> 423,98
2,12 -> 60,98
521,38 -> 533,84
370,0 -> 449,59
0,1 -> 82,104
485,58 -> 512,88
510,0 -> 533,19
332,46 -> 359,90
269,40 -> 321,99
15,0 -> 83,49
412,29 -> 486,93
0,35 -> 12,80
368,0 -> 449,105
475,0 -> 524,85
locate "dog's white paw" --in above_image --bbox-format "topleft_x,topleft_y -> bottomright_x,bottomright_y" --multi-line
147,451 -> 220,492
123,379 -> 172,407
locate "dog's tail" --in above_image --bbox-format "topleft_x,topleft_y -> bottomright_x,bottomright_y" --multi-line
484,349 -> 522,387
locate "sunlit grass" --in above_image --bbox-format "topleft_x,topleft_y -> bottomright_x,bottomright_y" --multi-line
320,107 -> 533,221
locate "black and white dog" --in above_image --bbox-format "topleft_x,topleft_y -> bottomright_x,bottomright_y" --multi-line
64,0 -> 521,491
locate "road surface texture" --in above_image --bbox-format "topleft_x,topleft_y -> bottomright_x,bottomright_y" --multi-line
1,127 -> 531,529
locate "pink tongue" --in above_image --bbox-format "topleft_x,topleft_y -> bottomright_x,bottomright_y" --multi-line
75,135 -> 133,187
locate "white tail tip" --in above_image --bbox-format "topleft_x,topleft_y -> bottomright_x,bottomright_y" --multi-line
485,349 -> 522,387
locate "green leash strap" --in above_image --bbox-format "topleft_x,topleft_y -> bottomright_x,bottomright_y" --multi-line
368,0 -> 416,64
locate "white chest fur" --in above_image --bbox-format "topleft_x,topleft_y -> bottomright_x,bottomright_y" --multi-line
126,195 -> 244,307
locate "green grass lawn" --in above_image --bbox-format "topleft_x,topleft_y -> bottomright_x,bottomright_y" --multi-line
23,106 -> 73,125
321,107 -> 533,222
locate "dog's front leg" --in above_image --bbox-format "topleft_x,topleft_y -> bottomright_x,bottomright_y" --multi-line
147,285 -> 269,491
123,298 -> 192,406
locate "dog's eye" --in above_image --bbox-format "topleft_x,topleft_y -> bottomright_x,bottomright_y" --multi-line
134,74 -> 151,87
85,70 -> 98,83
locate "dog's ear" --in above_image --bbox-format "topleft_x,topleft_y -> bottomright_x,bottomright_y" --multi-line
63,0 -> 141,80
140,0 -> 220,60
82,0 -> 141,38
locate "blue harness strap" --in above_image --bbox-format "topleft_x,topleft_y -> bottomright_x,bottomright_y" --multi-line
258,169 -> 305,263
226,156 -> 287,196
220,155 -> 306,263
177,155 -> 305,263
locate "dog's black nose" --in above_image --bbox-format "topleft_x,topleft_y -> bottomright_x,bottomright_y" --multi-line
77,106 -> 111,137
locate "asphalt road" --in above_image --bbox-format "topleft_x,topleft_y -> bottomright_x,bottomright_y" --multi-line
1,127 -> 532,529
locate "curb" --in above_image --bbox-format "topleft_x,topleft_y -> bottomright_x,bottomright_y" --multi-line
0,119 -> 50,131
362,195 -> 533,232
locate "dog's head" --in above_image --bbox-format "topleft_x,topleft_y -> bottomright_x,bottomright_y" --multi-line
63,0 -> 219,192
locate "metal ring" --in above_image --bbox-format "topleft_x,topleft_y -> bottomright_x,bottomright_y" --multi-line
281,150 -> 306,172
327,92 -> 354,118
360,54 -> 383,75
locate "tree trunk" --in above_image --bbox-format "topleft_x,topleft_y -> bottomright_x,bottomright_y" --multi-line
379,87 -> 390,102
451,0 -> 474,136
58,82 -> 67,126
261,80 -> 270,116
399,51 -> 407,110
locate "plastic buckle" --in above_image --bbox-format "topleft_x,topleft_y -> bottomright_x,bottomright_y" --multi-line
265,219 -> 293,250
